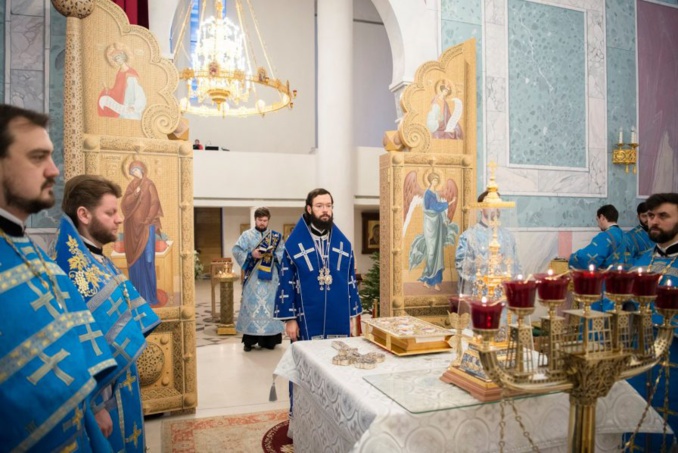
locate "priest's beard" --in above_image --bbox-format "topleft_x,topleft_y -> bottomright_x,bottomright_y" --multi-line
649,222 -> 678,245
2,177 -> 56,215
255,226 -> 267,233
309,211 -> 333,231
88,216 -> 117,246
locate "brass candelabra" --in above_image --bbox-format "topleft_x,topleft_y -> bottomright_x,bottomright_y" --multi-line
475,282 -> 675,452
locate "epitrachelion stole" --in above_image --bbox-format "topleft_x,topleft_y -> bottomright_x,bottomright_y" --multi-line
52,0 -> 197,415
380,39 -> 478,325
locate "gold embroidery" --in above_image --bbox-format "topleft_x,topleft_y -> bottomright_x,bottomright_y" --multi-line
65,235 -> 107,297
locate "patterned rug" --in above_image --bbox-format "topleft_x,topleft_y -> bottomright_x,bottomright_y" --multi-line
262,420 -> 294,453
161,409 -> 289,452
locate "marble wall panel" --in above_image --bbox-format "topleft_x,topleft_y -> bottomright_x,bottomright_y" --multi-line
442,0 -> 482,23
605,0 -> 635,51
513,230 -> 559,275
9,69 -> 43,111
507,0 -> 586,168
12,0 -> 45,16
483,0 -> 608,198
10,15 -> 44,71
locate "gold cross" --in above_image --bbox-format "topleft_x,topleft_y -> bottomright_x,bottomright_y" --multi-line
119,369 -> 137,393
125,421 -> 142,448
62,406 -> 84,432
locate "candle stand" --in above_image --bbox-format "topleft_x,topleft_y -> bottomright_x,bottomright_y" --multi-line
476,272 -> 674,452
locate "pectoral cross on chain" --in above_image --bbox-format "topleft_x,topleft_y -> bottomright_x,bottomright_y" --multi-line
318,267 -> 333,290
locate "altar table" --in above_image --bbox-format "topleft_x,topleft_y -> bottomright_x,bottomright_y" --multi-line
274,337 -> 667,453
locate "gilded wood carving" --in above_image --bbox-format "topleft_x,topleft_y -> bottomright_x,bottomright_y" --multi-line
55,0 -> 196,415
380,40 -> 477,325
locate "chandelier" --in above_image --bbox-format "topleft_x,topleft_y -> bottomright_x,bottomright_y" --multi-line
178,0 -> 296,117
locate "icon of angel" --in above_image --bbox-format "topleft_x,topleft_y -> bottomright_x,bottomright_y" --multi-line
403,170 -> 460,291
426,78 -> 464,140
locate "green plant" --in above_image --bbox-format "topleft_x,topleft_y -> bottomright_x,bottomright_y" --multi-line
194,250 -> 204,278
359,252 -> 380,313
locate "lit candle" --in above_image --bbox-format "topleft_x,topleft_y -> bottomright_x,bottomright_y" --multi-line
618,127 -> 623,144
631,126 -> 637,144
470,297 -> 504,330
605,268 -> 634,295
503,279 -> 537,308
632,270 -> 660,296
535,273 -> 571,300
572,266 -> 604,295
655,280 -> 678,309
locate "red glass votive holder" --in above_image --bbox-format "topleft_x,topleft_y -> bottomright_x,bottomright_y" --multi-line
632,272 -> 661,297
605,270 -> 634,295
470,299 -> 504,330
503,280 -> 537,308
571,269 -> 604,295
535,273 -> 571,300
655,285 -> 678,309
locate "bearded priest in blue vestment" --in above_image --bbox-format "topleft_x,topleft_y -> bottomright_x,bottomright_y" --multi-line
233,207 -> 285,351
54,175 -> 160,453
0,104 -> 117,452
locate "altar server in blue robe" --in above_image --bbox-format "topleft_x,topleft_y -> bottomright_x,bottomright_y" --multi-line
624,201 -> 653,261
54,175 -> 160,452
0,104 -> 117,452
569,204 -> 628,270
274,188 -> 362,341
233,207 -> 285,351
627,193 -> 678,450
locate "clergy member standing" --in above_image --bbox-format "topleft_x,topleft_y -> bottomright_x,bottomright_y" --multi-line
455,191 -> 521,298
0,104 -> 117,452
54,175 -> 160,452
624,201 -> 653,261
568,204 -> 628,269
628,192 -> 678,450
232,207 -> 285,351
274,188 -> 362,341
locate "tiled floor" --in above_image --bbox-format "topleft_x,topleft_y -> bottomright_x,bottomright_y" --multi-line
144,279 -> 291,453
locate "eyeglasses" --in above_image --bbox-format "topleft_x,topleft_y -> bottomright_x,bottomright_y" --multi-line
313,203 -> 333,210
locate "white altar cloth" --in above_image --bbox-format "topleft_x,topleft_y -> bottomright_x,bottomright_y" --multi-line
274,337 -> 666,453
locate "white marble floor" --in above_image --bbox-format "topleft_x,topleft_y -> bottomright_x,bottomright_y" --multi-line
143,279 -> 291,453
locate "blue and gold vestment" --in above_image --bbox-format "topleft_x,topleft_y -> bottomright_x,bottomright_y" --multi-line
627,244 -> 678,449
274,217 -> 362,340
0,227 -> 117,452
233,228 -> 285,337
568,225 -> 628,270
624,224 -> 653,261
53,217 -> 160,453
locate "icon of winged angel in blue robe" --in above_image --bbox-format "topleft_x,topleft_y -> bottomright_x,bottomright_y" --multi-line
403,170 -> 460,291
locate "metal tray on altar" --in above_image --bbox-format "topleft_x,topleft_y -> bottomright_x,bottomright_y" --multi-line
361,316 -> 453,356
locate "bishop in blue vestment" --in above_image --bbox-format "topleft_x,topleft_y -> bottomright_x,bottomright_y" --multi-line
274,190 -> 362,341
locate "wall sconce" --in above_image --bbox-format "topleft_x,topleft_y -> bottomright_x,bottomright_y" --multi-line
612,126 -> 638,174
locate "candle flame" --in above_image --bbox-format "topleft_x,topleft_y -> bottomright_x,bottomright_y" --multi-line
547,269 -> 554,276
588,264 -> 595,272
668,280 -> 673,288
617,265 -> 622,271
638,267 -> 643,275
517,274 -> 524,281
481,297 -> 487,304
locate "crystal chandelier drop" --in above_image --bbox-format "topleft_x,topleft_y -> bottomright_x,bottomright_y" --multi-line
179,0 -> 296,118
